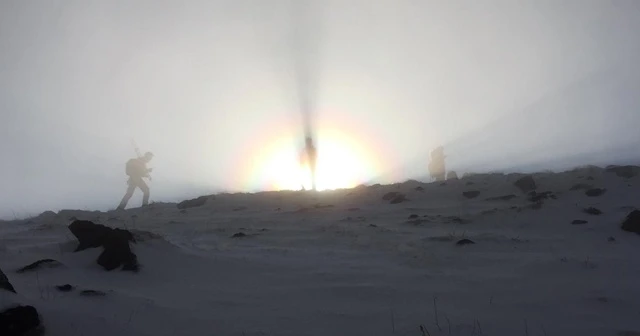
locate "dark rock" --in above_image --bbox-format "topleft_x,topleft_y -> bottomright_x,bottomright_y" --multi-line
529,202 -> 543,210
444,216 -> 469,224
408,214 -> 419,219
407,218 -> 431,225
68,220 -> 138,272
586,176 -> 595,180
0,305 -> 41,336
414,186 -> 424,191
570,183 -> 593,191
232,206 -> 247,211
486,194 -> 517,201
462,191 -> 481,199
314,204 -> 334,209
97,228 -> 138,272
572,220 -> 588,225
465,181 -> 474,186
0,267 -> 16,293
382,192 -> 399,201
347,207 -> 360,211
16,259 -> 63,274
121,260 -> 140,272
55,284 -> 74,292
231,232 -> 247,238
447,171 -> 458,180
176,195 -> 214,210
68,220 -> 113,252
456,239 -> 475,246
389,194 -> 407,204
605,165 -> 640,178
583,207 -> 602,215
527,191 -> 556,203
481,208 -> 498,215
585,188 -> 607,197
621,210 -> 640,234
513,175 -> 537,193
79,289 -> 107,297
608,236 -> 616,242
368,224 -> 378,228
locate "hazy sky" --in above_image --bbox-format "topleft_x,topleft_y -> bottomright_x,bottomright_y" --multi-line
1,0 -> 639,217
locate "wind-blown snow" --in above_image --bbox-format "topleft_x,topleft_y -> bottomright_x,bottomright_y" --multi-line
1,167 -> 639,336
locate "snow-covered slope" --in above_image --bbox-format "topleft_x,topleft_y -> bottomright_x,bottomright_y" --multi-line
1,166 -> 639,336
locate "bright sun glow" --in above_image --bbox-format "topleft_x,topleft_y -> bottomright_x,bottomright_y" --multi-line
258,129 -> 373,191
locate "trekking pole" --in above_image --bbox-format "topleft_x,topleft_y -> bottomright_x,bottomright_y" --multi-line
130,138 -> 142,158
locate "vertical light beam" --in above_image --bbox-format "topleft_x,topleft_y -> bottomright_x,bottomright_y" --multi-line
290,0 -> 321,190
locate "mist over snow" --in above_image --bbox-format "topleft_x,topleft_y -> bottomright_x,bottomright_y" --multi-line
1,0 -> 640,218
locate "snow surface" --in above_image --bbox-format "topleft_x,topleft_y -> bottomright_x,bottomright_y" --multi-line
1,167 -> 640,336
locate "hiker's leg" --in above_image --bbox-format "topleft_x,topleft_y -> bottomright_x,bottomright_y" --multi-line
309,158 -> 317,191
138,179 -> 150,206
117,181 -> 136,210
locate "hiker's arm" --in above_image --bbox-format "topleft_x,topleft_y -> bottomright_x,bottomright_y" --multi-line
140,163 -> 152,177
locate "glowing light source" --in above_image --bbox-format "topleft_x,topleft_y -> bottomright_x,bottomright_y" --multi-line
244,126 -> 380,192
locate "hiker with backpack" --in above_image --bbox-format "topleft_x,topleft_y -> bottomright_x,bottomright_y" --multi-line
428,146 -> 446,182
300,136 -> 317,191
117,152 -> 154,210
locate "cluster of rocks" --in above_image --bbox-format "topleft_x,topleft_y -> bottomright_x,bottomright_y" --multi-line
0,219 -> 143,335
605,165 -> 640,178
68,220 -> 139,271
1,268 -> 42,336
456,173 -> 638,232
382,192 -> 407,204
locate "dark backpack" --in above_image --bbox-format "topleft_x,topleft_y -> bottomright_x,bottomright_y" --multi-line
125,159 -> 138,177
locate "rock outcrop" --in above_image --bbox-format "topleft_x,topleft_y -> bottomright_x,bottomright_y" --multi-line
0,305 -> 41,336
462,191 -> 481,199
513,176 -> 537,193
68,220 -> 139,272
605,165 -> 640,178
177,196 -> 214,210
621,210 -> 640,234
0,267 -> 16,293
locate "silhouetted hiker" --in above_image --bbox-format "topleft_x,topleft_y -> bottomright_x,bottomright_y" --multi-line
300,137 -> 317,191
117,152 -> 154,210
428,146 -> 446,182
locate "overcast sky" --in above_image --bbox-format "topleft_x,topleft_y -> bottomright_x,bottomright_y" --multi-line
1,0 -> 639,218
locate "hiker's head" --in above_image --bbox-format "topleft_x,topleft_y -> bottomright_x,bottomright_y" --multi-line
142,152 -> 154,162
